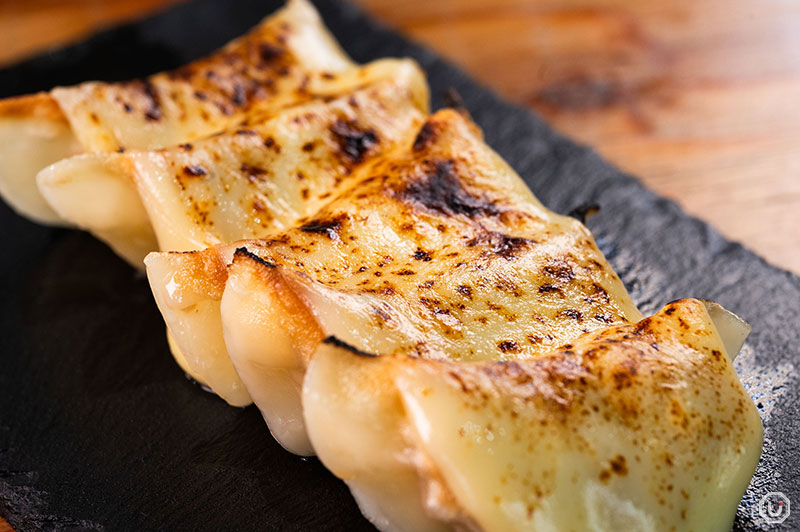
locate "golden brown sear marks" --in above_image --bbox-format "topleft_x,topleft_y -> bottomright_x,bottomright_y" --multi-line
330,119 -> 379,164
398,159 -> 499,219
233,110 -> 639,362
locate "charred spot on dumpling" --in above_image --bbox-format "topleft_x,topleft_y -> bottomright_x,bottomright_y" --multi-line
467,230 -> 533,260
371,304 -> 395,325
401,159 -> 499,218
632,317 -> 655,336
233,247 -> 277,270
591,282 -> 611,302
138,79 -> 162,121
183,165 -> 208,177
598,455 -> 629,483
543,258 -> 576,281
419,297 -> 449,315
595,313 -> 614,323
498,340 -> 520,353
299,215 -> 345,242
258,42 -> 284,63
214,100 -> 234,116
412,121 -> 438,152
495,278 -> 522,296
562,309 -> 583,322
611,367 -> 636,391
232,82 -> 248,107
240,163 -> 267,183
412,247 -> 432,261
331,119 -> 378,163
456,285 -> 473,299
539,284 -> 563,295
121,78 -> 162,121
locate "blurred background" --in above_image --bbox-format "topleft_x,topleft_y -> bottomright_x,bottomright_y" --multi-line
0,0 -> 798,275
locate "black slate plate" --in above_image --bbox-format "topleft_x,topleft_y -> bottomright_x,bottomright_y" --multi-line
0,1 -> 797,531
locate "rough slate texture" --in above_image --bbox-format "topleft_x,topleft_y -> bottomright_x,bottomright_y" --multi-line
0,0 -> 797,530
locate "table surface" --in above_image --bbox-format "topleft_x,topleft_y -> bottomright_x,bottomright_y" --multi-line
1,0 -> 798,275
0,2 -> 797,530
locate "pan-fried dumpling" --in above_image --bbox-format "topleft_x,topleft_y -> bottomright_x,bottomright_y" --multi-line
142,70 -> 426,406
0,0 -> 369,224
38,60 -> 428,265
303,298 -> 763,532
146,109 -> 641,451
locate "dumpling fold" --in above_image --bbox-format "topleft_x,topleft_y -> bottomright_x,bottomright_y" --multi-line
38,59 -> 428,265
146,109 -> 642,450
0,0 -> 399,226
303,298 -> 762,532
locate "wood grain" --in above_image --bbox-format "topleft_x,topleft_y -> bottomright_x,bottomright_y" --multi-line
0,0 -> 797,277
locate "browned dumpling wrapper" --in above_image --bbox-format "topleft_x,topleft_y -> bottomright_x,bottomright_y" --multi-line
146,109 -> 642,450
304,298 -> 761,532
0,0 -> 399,225
37,59 -> 428,265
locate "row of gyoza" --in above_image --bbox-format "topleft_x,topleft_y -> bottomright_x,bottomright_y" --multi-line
0,1 -> 762,530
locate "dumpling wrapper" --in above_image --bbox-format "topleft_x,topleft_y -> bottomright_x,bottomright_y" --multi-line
140,69 -> 426,405
146,109 -> 642,452
303,298 -> 762,532
0,0 -> 360,224
38,59 -> 428,266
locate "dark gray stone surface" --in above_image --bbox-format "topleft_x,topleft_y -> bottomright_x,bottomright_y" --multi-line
0,0 -> 796,530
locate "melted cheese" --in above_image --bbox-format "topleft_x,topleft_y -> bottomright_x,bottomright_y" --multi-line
303,299 -> 763,532
39,61 -> 428,266
147,109 -> 640,450
0,0 -> 374,224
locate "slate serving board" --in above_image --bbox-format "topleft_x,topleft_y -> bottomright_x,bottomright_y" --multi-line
0,1 -> 797,530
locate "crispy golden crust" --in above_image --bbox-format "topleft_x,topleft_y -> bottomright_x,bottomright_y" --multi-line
165,248 -> 230,302
429,299 -> 750,435
83,17 -> 309,127
234,109 -> 639,361
49,0 -> 357,152
306,298 -> 762,532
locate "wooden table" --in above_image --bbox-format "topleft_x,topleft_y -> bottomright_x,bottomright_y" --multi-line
1,0 -> 798,275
